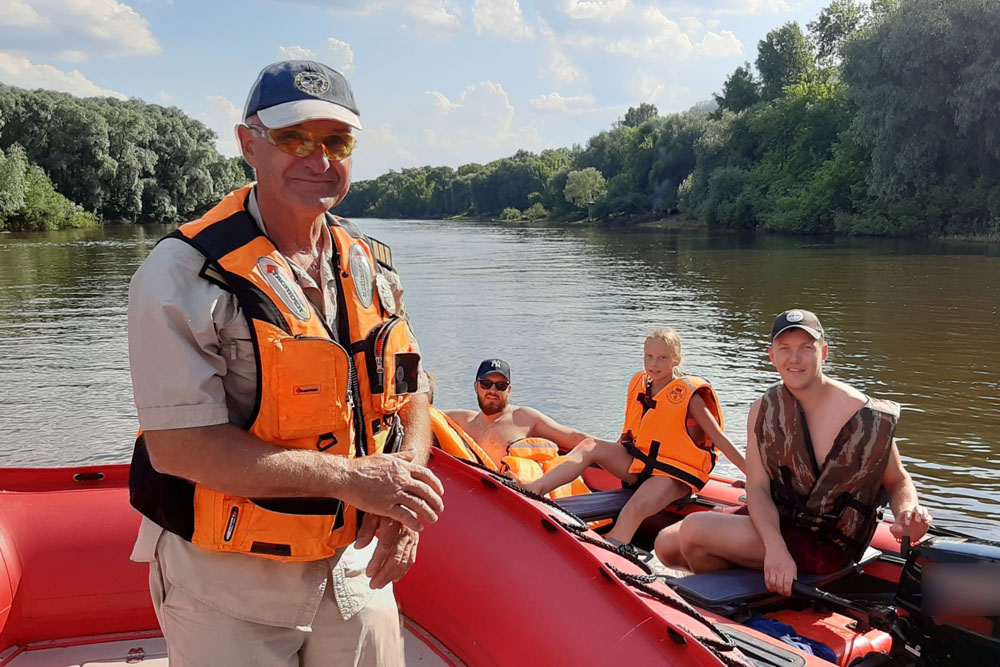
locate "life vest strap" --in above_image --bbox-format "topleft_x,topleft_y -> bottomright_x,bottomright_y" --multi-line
622,439 -> 707,491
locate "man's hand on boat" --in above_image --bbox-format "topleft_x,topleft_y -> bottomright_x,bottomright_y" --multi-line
356,515 -> 419,589
764,545 -> 798,597
889,504 -> 932,543
342,449 -> 445,533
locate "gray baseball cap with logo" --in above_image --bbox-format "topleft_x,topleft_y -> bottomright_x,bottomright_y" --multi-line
243,60 -> 362,130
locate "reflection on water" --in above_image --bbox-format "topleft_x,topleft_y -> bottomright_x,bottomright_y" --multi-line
1,221 -> 997,539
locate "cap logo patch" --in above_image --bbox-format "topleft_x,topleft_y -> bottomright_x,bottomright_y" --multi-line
786,310 -> 804,323
348,243 -> 374,308
257,257 -> 309,321
490,360 -> 503,368
294,71 -> 331,97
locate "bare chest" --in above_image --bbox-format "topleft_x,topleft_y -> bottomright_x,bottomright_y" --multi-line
464,418 -> 532,464
801,406 -> 862,468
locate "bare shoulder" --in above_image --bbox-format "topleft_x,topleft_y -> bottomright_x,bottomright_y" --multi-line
825,377 -> 867,406
510,405 -> 540,426
444,409 -> 477,427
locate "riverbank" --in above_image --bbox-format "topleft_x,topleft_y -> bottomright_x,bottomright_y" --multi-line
439,212 -> 1000,244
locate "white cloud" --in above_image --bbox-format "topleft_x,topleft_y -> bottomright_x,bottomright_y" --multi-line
0,0 -> 47,26
695,30 -> 743,58
541,48 -> 578,83
277,45 -> 317,60
0,51 -> 126,98
324,0 -> 387,16
530,92 -> 594,113
201,95 -> 242,157
0,0 -> 159,59
426,90 -> 459,113
405,0 -> 461,29
157,90 -> 174,104
561,0 -> 628,21
473,0 -> 533,40
634,71 -> 665,104
421,80 -> 541,160
718,0 -> 791,14
679,16 -> 703,37
53,49 -> 87,62
605,6 -> 693,59
326,38 -> 355,73
351,121 -> 419,179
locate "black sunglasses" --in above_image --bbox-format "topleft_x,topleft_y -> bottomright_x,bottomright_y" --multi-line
477,378 -> 510,391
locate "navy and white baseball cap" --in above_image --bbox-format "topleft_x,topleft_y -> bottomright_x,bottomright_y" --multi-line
243,60 -> 362,130
476,359 -> 511,381
770,309 -> 825,342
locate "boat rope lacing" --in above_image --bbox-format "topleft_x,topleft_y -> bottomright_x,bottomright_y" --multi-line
457,460 -> 755,666
492,474 -> 591,530
550,516 -> 654,574
604,564 -> 754,667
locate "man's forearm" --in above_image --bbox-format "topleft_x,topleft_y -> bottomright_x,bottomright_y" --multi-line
398,392 -> 431,465
747,484 -> 787,554
888,475 -> 920,516
144,423 -> 354,498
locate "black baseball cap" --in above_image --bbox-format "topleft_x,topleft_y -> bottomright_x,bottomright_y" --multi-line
243,60 -> 362,130
770,309 -> 824,342
476,359 -> 511,382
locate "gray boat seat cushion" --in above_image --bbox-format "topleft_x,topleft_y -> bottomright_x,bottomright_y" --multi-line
664,546 -> 882,612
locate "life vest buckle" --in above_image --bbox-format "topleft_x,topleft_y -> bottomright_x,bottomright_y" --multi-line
317,432 -> 338,452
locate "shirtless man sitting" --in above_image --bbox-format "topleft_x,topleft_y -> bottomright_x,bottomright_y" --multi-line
654,309 -> 932,596
445,358 -> 596,466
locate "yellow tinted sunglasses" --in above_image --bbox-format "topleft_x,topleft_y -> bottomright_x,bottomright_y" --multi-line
248,124 -> 356,161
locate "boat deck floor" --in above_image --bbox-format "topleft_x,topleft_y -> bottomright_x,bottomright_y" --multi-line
2,622 -> 456,666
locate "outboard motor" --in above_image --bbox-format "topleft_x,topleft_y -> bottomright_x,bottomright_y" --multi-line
894,538 -> 1000,666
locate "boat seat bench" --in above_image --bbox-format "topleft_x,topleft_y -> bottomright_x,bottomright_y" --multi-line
552,487 -> 709,522
663,546 -> 883,615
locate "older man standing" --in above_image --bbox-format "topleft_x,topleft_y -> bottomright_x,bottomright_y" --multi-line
127,60 -> 443,666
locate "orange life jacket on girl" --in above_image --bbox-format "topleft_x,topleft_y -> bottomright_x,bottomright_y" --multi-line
755,383 -> 898,563
129,185 -> 418,562
619,372 -> 723,491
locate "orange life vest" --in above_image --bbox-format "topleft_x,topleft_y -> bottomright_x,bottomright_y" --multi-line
755,383 -> 898,562
129,185 -> 417,562
619,373 -> 723,491
501,438 -> 590,500
427,409 -> 589,500
428,406 -> 498,472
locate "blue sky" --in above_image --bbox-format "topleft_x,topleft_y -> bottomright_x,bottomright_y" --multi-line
0,0 -> 828,180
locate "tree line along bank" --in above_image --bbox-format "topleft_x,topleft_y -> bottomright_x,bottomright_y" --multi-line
1,0 -> 998,238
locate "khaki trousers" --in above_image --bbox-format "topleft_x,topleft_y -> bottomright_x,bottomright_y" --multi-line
149,557 -> 404,666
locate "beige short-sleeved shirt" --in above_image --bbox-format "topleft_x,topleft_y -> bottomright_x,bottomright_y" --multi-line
128,188 -> 425,628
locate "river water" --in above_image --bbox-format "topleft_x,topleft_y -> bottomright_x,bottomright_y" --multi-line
1,221 -> 997,539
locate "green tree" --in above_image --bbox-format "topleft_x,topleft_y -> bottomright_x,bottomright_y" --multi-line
524,202 -> 548,220
842,0 -> 1000,199
808,0 -> 866,67
756,22 -> 815,101
564,167 -> 607,209
0,144 -> 96,231
714,64 -> 761,114
618,103 -> 658,128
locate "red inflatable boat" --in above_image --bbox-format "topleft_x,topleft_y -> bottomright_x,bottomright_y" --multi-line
2,452 -> 997,665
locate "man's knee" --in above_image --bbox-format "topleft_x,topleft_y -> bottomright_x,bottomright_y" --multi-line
573,439 -> 598,462
678,513 -> 714,557
654,524 -> 682,564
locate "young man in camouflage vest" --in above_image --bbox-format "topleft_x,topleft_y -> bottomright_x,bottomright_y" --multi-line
654,309 -> 931,596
